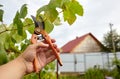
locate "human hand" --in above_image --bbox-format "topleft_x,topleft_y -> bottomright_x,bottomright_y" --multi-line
17,39 -> 59,74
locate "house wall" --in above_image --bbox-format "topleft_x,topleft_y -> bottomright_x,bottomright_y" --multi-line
71,36 -> 102,53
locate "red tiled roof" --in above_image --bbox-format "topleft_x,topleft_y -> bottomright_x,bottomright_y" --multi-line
61,33 -> 103,53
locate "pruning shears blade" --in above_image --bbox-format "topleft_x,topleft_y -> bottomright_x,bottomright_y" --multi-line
31,15 -> 63,67
31,15 -> 39,28
31,15 -> 45,34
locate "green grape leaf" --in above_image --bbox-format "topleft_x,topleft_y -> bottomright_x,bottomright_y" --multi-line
9,45 -> 21,54
45,20 -> 54,33
4,34 -> 10,50
61,0 -> 70,9
24,39 -> 30,44
0,50 -> 8,65
23,18 -> 34,34
44,5 -> 58,22
4,33 -> 15,53
19,4 -> 27,19
20,39 -> 30,51
31,73 -> 38,79
11,36 -> 17,43
62,0 -> 83,25
63,9 -> 76,25
48,0 -> 63,8
0,9 -> 4,22
0,24 -> 6,33
7,23 -> 14,30
69,1 -> 84,16
23,18 -> 33,26
37,5 -> 58,22
20,43 -> 27,51
27,25 -> 34,34
0,43 -> 8,65
13,11 -> 20,24
0,4 -> 3,7
13,11 -> 23,35
37,5 -> 48,15
11,30 -> 27,43
8,52 -> 16,61
48,62 -> 55,70
53,17 -> 61,26
0,31 -> 8,45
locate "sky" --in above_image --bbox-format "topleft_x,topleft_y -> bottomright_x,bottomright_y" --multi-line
1,0 -> 120,47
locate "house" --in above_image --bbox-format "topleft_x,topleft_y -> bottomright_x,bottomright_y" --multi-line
58,33 -> 113,76
58,33 -> 109,75
61,33 -> 105,53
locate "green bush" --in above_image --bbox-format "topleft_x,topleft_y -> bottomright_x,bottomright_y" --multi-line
111,67 -> 120,79
60,75 -> 84,79
85,67 -> 104,79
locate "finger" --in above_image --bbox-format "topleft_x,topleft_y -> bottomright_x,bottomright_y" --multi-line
36,46 -> 50,53
37,53 -> 46,69
45,49 -> 60,59
51,39 -> 56,43
52,44 -> 60,52
45,50 -> 54,58
35,42 -> 49,48
43,39 -> 56,44
37,44 -> 59,53
46,55 -> 56,64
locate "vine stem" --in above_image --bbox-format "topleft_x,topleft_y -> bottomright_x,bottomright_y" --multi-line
0,23 -> 34,34
0,28 -> 17,34
37,71 -> 41,79
2,22 -> 7,30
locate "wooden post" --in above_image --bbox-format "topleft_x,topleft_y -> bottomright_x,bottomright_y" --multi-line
74,54 -> 77,72
84,53 -> 86,71
107,53 -> 110,70
56,60 -> 59,79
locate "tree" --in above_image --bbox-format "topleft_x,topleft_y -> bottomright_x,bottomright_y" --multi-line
102,24 -> 120,78
102,28 -> 120,52
0,0 -> 84,79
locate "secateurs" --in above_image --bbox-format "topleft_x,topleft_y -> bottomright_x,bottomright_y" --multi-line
31,15 -> 63,73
